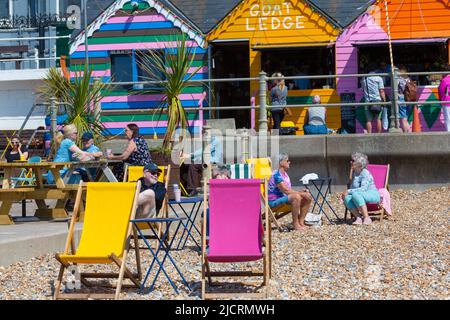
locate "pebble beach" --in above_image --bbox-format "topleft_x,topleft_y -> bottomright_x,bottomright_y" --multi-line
0,187 -> 448,300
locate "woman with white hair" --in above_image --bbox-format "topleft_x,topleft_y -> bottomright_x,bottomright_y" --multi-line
47,124 -> 97,184
268,152 -> 312,231
303,95 -> 329,135
342,152 -> 380,225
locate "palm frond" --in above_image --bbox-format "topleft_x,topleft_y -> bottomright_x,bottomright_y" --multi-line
39,64 -> 111,146
135,36 -> 205,151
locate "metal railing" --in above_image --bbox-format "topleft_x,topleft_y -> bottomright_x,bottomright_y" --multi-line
101,70 -> 450,133
0,34 -> 69,70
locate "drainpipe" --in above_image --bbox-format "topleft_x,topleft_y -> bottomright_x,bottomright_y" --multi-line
207,45 -> 212,120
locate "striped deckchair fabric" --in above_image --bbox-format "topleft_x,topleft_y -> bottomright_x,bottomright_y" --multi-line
226,164 -> 253,179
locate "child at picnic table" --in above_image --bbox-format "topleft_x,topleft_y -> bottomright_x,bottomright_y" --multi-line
80,132 -> 103,160
70,132 -> 104,181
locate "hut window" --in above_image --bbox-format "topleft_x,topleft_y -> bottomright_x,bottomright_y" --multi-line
261,46 -> 336,89
135,50 -> 166,90
111,53 -> 133,89
358,43 -> 448,86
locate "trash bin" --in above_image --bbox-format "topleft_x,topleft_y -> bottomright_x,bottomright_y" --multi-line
280,121 -> 297,135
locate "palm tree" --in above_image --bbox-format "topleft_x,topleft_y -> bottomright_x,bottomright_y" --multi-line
39,64 -> 111,146
136,37 -> 203,152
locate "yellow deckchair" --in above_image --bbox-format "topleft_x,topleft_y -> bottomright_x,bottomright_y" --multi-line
54,182 -> 142,300
123,164 -> 171,243
124,164 -> 166,184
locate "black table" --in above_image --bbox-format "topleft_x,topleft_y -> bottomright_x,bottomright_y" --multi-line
168,197 -> 203,250
301,177 -> 341,224
131,217 -> 191,294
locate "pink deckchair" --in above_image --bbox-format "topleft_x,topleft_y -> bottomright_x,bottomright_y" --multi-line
345,164 -> 391,222
201,179 -> 270,299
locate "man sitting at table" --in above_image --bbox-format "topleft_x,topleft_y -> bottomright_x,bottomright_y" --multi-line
136,163 -> 167,219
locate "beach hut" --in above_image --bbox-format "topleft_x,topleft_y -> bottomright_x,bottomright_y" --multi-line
68,0 -> 208,138
205,0 -> 371,134
336,0 -> 450,132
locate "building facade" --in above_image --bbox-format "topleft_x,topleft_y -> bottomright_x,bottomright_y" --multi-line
0,0 -> 83,130
337,0 -> 450,132
68,0 -> 208,137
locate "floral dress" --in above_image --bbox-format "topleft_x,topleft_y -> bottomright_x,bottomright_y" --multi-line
114,136 -> 152,181
127,136 -> 152,166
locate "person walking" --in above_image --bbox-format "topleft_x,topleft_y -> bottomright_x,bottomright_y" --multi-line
270,73 -> 288,132
438,65 -> 450,132
361,63 -> 386,133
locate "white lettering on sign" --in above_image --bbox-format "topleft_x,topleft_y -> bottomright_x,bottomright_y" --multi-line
245,2 -> 305,31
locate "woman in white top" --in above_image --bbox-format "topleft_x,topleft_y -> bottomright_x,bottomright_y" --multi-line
303,95 -> 329,135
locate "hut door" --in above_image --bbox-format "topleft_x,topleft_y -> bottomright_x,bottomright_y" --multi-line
211,42 -> 250,129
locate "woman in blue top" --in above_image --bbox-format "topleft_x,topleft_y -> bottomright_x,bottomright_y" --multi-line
47,124 -> 95,184
342,152 -> 380,225
107,123 -> 152,181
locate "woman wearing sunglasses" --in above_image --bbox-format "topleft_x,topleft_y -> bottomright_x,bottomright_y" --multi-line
5,136 -> 28,163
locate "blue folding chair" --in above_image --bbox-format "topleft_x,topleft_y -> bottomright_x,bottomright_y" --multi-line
11,156 -> 42,187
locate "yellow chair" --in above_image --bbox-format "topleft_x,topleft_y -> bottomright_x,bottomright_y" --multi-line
54,182 -> 142,300
124,164 -> 171,241
246,157 -> 291,232
124,165 -> 165,183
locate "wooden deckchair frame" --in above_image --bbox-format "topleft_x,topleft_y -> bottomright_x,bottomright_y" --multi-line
246,157 -> 291,232
54,181 -> 142,300
124,164 -> 171,247
201,178 -> 271,300
344,164 -> 390,222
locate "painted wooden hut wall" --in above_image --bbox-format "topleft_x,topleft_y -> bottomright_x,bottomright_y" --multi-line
337,1 -> 450,132
207,0 -> 341,134
69,1 -> 207,137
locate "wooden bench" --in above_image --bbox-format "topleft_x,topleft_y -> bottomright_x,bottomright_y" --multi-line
0,185 -> 82,225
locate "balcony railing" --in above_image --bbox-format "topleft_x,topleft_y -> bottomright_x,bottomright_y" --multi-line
0,13 -> 77,29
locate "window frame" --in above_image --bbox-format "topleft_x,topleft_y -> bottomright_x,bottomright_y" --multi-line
110,51 -> 134,90
133,49 -> 166,91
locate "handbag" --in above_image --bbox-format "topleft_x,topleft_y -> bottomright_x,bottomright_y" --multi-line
305,212 -> 322,227
369,105 -> 382,113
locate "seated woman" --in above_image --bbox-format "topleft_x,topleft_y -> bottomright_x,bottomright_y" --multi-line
268,153 -> 312,231
136,163 -> 166,218
47,124 -> 95,184
342,152 -> 380,225
5,136 -> 28,163
212,164 -> 230,179
303,95 -> 329,135
107,123 -> 152,181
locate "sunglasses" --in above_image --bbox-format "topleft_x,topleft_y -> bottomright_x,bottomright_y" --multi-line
145,170 -> 160,176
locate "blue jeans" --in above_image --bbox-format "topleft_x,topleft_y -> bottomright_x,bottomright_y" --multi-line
344,189 -> 380,209
303,124 -> 328,135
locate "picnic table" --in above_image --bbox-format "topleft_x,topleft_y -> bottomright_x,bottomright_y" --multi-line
62,159 -> 121,183
0,161 -> 78,225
